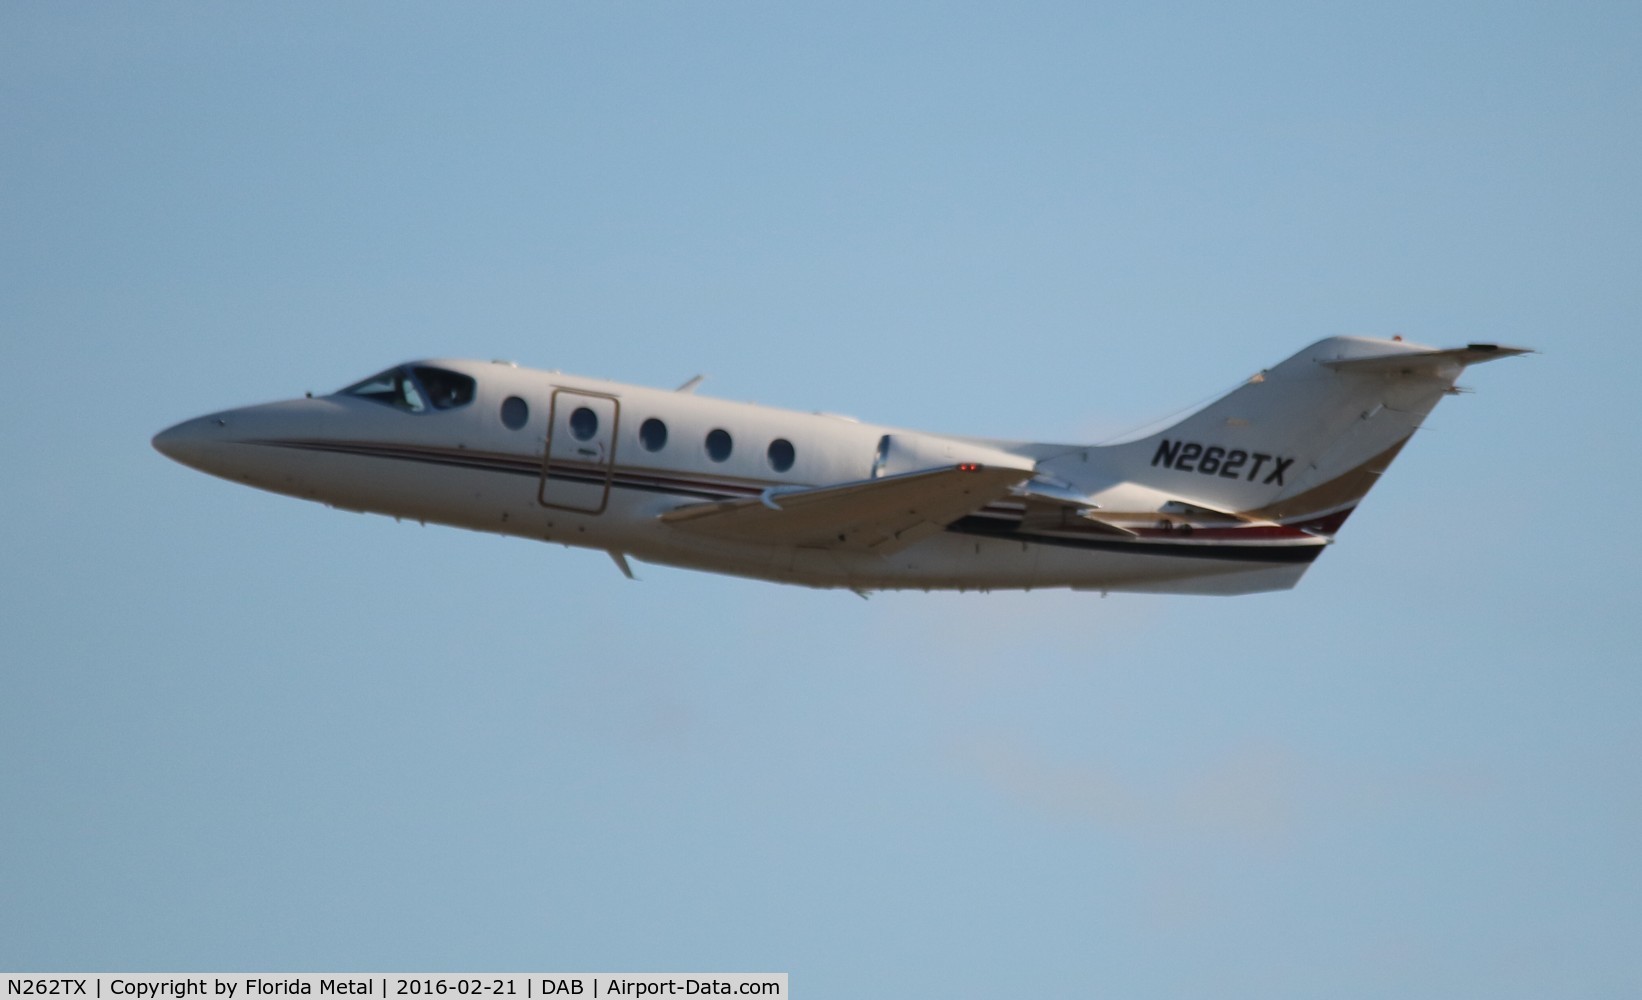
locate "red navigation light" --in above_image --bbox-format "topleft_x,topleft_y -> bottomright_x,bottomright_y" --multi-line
957,463 -> 981,472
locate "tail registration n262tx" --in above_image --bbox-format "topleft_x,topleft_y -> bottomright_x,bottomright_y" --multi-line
154,337 -> 1527,596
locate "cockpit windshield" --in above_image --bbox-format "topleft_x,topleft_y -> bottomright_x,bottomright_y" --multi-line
342,367 -> 427,412
340,365 -> 475,413
414,366 -> 476,410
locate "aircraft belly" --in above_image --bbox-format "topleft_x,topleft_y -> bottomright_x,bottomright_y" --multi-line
221,444 -> 561,541
618,524 -> 1308,594
223,446 -> 1315,595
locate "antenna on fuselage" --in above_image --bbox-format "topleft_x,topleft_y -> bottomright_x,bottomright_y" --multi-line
675,375 -> 706,393
608,550 -> 638,580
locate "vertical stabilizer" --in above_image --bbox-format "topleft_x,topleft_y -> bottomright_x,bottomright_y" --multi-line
1054,337 -> 1527,531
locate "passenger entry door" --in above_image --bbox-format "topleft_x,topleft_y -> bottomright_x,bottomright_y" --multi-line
538,389 -> 620,514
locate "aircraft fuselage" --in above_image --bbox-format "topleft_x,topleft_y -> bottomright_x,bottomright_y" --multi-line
154,338 -> 1526,595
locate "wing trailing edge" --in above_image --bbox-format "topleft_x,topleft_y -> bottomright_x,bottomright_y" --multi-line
659,464 -> 1034,554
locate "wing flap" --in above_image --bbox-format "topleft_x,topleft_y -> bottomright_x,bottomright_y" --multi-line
659,464 -> 1034,552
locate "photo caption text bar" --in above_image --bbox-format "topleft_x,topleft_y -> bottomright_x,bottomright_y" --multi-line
1,975 -> 787,1000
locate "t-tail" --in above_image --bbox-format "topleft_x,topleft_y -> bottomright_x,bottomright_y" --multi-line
1041,336 -> 1530,536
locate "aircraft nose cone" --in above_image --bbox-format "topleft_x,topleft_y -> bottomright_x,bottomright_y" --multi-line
152,414 -> 228,470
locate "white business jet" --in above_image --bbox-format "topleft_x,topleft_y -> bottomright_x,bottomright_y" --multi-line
153,336 -> 1525,595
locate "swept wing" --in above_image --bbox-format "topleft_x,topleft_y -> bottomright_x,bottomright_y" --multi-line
659,464 -> 1033,553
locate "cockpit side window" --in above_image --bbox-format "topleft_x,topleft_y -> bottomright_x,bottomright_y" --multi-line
340,365 -> 475,413
342,368 -> 427,413
414,366 -> 476,410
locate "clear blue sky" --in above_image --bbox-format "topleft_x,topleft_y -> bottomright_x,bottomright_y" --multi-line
3,3 -> 1638,996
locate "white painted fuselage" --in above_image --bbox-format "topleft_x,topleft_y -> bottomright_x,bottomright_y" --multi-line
153,337 -> 1526,595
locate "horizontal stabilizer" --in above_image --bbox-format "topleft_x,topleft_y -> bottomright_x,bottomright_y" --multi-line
660,464 -> 1033,553
1321,343 -> 1532,375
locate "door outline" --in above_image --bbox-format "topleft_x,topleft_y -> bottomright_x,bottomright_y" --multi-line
538,388 -> 621,515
